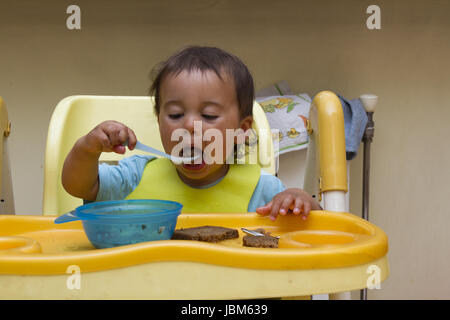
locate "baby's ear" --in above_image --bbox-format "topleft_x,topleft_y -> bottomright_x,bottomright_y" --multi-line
239,115 -> 253,131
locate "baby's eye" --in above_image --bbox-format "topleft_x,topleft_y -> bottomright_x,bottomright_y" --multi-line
168,113 -> 183,120
202,114 -> 219,120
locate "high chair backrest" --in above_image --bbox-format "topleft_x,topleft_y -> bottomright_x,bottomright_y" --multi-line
43,95 -> 275,215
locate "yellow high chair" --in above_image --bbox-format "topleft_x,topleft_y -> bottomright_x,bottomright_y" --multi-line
0,92 -> 389,299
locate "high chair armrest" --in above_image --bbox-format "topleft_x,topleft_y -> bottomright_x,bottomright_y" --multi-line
309,91 -> 348,195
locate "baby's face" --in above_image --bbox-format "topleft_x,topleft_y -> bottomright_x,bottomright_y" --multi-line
158,69 -> 252,187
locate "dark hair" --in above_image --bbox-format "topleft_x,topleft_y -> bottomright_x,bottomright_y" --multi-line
149,46 -> 254,119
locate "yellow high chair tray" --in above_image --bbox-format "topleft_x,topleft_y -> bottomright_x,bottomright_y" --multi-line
0,211 -> 388,299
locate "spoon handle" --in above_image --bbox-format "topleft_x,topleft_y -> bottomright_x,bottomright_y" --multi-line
134,141 -> 172,160
122,140 -> 197,164
241,227 -> 280,239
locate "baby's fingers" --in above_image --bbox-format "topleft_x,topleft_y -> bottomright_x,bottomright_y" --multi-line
269,197 -> 284,221
98,131 -> 114,152
126,128 -> 137,150
278,195 -> 294,216
112,145 -> 126,154
108,127 -> 138,155
111,128 -> 129,154
256,201 -> 272,215
293,198 -> 304,215
302,201 -> 312,220
113,128 -> 137,153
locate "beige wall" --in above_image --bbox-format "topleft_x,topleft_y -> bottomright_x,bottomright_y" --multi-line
1,0 -> 449,299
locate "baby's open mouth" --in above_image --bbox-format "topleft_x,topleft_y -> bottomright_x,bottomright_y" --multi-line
179,146 -> 204,166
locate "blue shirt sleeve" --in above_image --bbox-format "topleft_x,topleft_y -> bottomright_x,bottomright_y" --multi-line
247,170 -> 286,212
96,155 -> 155,201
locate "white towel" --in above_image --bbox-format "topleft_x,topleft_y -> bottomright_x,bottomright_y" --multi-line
256,94 -> 312,156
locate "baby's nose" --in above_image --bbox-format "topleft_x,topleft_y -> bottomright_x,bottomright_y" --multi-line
183,115 -> 203,135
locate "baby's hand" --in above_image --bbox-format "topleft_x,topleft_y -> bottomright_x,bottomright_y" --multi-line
256,188 -> 321,221
81,120 -> 137,155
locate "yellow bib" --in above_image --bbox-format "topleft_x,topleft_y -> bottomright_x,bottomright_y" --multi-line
125,158 -> 261,213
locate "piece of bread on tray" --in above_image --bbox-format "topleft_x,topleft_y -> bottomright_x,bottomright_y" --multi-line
242,235 -> 279,248
242,228 -> 279,248
171,226 -> 239,242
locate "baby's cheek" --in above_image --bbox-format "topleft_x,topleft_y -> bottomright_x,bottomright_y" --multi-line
158,124 -> 171,144
201,141 -> 224,165
202,128 -> 232,163
161,126 -> 188,153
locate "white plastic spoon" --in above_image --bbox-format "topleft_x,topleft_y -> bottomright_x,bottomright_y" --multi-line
241,228 -> 280,239
132,141 -> 200,165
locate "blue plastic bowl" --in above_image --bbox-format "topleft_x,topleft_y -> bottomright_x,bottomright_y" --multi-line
54,199 -> 182,249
